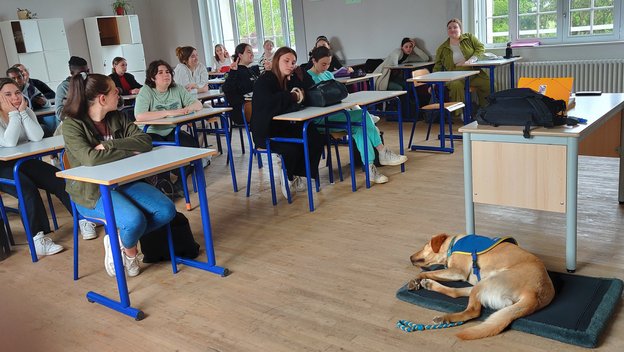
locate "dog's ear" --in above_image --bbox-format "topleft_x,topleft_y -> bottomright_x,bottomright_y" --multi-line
430,233 -> 448,253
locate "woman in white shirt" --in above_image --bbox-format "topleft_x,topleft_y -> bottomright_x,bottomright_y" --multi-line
0,78 -> 96,257
173,46 -> 210,93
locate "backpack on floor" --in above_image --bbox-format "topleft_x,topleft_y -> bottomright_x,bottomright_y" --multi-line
475,88 -> 575,138
139,212 -> 200,263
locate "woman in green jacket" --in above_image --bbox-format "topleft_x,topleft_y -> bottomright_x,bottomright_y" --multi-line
62,73 -> 176,278
433,18 -> 491,109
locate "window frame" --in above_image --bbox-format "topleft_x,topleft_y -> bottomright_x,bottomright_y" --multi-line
201,0 -> 295,60
474,0 -> 623,47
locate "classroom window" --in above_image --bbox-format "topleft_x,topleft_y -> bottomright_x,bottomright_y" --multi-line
203,0 -> 295,56
476,0 -> 622,46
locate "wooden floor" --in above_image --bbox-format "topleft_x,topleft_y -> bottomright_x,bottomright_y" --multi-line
1,120 -> 623,351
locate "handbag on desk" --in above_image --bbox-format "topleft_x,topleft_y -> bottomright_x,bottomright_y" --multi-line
305,79 -> 348,107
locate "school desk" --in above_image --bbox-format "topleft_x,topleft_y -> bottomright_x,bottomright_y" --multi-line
461,56 -> 523,93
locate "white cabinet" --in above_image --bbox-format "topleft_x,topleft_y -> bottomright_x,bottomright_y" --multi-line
84,15 -> 146,79
0,18 -> 70,88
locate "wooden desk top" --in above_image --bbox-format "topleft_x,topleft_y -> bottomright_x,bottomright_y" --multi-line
208,72 -> 226,77
0,135 -> 64,161
461,56 -> 523,67
342,90 -> 406,105
459,93 -> 624,138
197,90 -> 224,101
56,146 -> 216,186
135,107 -> 231,126
407,70 -> 480,83
273,102 -> 356,122
122,94 -> 137,101
386,61 -> 434,70
34,106 -> 56,117
208,78 -> 225,85
336,73 -> 381,85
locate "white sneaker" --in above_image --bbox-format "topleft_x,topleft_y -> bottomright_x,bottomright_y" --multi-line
292,176 -> 307,192
122,251 -> 143,277
33,231 -> 63,256
369,164 -> 389,184
278,167 -> 294,199
370,114 -> 381,124
378,147 -> 408,166
79,219 -> 97,240
103,235 -> 116,277
202,156 -> 212,168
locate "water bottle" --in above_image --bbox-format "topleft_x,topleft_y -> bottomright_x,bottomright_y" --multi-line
505,42 -> 513,59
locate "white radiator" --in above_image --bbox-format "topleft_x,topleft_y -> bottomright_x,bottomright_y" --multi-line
494,59 -> 624,93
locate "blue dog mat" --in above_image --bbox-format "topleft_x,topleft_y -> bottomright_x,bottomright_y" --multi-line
396,271 -> 622,347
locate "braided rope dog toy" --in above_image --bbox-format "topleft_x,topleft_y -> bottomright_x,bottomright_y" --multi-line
396,319 -> 464,332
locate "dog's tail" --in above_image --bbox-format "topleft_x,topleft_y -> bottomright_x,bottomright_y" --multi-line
456,296 -> 540,340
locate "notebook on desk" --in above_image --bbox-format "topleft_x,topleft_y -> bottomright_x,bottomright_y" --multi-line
518,77 -> 575,109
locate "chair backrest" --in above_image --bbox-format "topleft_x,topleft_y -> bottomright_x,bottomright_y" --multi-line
241,101 -> 255,149
411,68 -> 430,88
61,151 -> 71,170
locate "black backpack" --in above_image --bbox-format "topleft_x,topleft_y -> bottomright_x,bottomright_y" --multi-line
476,88 -> 576,138
139,212 -> 200,263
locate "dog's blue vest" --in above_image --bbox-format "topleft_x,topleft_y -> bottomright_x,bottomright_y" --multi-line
446,234 -> 517,281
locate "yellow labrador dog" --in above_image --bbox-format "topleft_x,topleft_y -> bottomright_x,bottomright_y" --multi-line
408,233 -> 554,340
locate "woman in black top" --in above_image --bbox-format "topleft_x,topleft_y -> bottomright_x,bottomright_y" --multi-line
222,43 -> 260,125
251,47 -> 323,197
108,57 -> 142,95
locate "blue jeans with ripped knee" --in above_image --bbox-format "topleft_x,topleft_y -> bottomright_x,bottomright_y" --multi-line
75,181 -> 176,248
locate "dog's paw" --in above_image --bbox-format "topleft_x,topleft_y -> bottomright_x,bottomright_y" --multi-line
407,279 -> 422,291
420,279 -> 434,290
433,315 -> 448,324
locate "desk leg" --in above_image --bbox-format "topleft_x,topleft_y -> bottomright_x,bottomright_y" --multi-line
619,111 -> 624,203
438,83 -> 447,151
174,126 -> 192,211
303,121 -> 316,211
220,115 -> 239,193
339,111 -> 357,192
85,185 -> 144,320
565,138 -> 579,273
488,66 -> 495,93
13,159 -> 38,262
359,107 -> 370,189
464,78 -> 472,125
174,159 -> 229,275
510,62 -> 516,88
396,97 -> 405,173
463,133 -> 475,235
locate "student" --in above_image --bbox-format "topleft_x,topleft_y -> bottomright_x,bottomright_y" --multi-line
307,46 -> 407,184
222,43 -> 260,125
56,56 -> 90,123
108,57 -> 142,95
258,39 -> 274,73
251,46 -> 323,198
12,64 -> 55,100
6,67 -> 55,137
212,44 -> 232,72
374,37 -> 429,91
304,36 -> 351,73
0,78 -> 97,257
173,46 -> 210,94
433,18 -> 490,108
134,60 -> 202,190
62,73 -> 175,277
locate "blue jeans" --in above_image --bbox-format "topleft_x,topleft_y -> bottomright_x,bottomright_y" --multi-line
76,182 -> 176,248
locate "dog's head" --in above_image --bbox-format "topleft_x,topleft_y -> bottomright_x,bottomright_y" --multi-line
410,233 -> 450,267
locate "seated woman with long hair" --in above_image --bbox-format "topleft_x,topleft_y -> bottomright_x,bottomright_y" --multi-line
62,73 -> 176,277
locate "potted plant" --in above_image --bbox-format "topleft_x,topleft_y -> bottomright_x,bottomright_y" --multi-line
112,0 -> 130,15
17,8 -> 37,20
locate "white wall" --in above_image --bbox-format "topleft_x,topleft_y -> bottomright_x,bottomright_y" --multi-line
298,0 -> 459,62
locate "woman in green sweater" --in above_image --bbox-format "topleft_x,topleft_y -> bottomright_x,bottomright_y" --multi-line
433,18 -> 491,109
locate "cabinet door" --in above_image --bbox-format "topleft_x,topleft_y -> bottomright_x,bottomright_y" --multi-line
38,19 -> 68,51
19,52 -> 48,81
14,20 -> 43,53
99,46 -> 124,75
45,50 -> 70,82
130,70 -> 146,85
117,15 -> 142,44
122,44 -> 145,71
